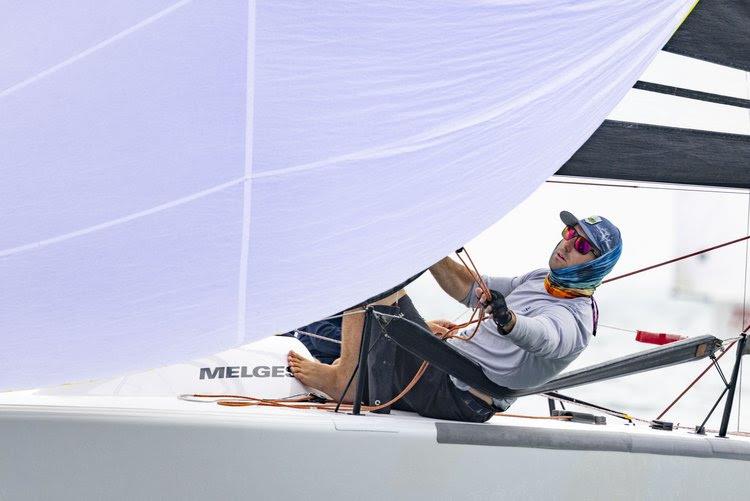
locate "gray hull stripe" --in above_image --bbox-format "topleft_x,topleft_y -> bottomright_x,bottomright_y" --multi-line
436,423 -> 750,462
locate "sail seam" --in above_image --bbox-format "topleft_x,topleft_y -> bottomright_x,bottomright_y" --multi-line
250,2 -> 689,182
237,0 -> 257,345
0,176 -> 246,259
0,0 -> 192,99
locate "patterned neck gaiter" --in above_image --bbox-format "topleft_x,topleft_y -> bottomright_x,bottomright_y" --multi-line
545,243 -> 622,298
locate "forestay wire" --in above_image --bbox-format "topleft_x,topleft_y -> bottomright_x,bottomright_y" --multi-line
739,193 -> 750,430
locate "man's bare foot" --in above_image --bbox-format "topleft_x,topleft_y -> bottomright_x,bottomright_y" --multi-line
288,351 -> 343,398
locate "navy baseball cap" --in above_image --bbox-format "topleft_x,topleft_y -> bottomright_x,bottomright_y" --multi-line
560,211 -> 622,255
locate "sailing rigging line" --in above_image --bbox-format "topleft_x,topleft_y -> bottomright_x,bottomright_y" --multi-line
300,238 -> 750,418
603,235 -> 750,284
297,248 -> 491,415
722,335 -> 744,343
338,303 -> 471,325
305,235 -> 749,343
547,179 -> 750,196
448,248 -> 490,341
452,309 -> 472,322
342,248 -> 490,413
294,330 -> 342,345
655,324 -> 750,420
181,392 -> 572,421
223,233 -> 750,420
291,250 -> 491,416
598,323 -> 636,334
739,191 -> 750,431
291,187 -> 750,422
542,391 -> 647,424
493,413 -> 571,421
601,325 -> 743,343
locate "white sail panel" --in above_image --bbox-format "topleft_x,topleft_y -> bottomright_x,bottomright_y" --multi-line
2,186 -> 242,381
0,1 -> 183,91
1,0 -> 693,389
1,0 -> 249,389
245,0 -> 694,336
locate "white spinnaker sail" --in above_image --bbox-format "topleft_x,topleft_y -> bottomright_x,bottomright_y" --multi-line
0,0 -> 694,390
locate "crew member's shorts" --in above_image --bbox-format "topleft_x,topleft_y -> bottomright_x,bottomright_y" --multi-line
290,294 -> 497,422
387,295 -> 496,423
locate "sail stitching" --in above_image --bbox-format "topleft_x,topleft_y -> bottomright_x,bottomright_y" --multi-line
251,4 -> 687,182
0,0 -> 192,99
0,176 -> 246,259
237,0 -> 257,344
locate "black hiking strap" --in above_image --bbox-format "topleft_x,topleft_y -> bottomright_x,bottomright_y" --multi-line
373,311 -> 721,400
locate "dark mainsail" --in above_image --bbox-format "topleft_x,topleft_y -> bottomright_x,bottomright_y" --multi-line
663,0 -> 750,72
556,0 -> 750,189
556,120 -> 750,189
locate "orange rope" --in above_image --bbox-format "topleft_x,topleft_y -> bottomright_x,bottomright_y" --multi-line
187,390 -> 569,421
455,249 -> 491,298
340,248 -> 490,412
365,361 -> 430,411
194,237 -> 750,422
195,248 -> 493,415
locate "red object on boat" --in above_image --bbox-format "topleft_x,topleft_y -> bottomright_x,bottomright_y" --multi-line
635,331 -> 686,345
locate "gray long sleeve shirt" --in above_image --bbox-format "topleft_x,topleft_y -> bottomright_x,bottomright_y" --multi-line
448,268 -> 594,404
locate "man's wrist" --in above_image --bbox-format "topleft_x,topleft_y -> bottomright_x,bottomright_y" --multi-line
499,310 -> 516,334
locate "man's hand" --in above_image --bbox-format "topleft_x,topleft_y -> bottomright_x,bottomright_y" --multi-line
426,319 -> 457,337
476,288 -> 515,334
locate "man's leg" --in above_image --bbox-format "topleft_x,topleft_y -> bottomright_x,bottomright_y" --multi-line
297,319 -> 342,365
287,289 -> 405,401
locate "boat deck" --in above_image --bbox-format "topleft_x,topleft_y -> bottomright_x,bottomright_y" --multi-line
2,391 -> 749,500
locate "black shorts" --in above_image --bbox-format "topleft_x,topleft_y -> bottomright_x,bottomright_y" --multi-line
383,296 -> 496,423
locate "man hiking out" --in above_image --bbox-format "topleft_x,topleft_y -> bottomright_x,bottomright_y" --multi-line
288,211 -> 622,422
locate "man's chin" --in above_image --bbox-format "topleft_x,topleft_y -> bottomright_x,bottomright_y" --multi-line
549,259 -> 566,270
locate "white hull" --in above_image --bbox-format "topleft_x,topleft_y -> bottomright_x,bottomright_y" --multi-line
2,336 -> 748,500
1,395 -> 748,500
